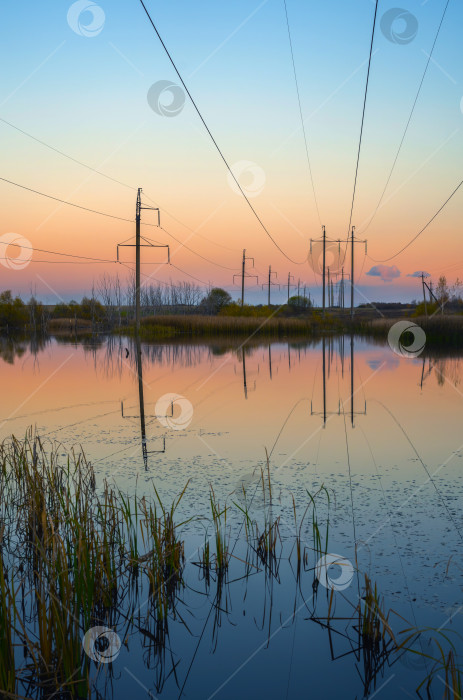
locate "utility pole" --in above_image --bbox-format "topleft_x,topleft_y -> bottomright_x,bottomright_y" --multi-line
136,188 -> 141,332
327,268 -> 330,309
350,226 -> 354,318
332,268 -> 350,310
241,249 -> 245,307
310,226 -> 342,317
117,190 -> 167,334
287,273 -> 295,302
421,272 -> 428,318
233,249 -> 257,306
341,268 -> 344,308
322,225 -> 326,317
262,266 -> 279,305
349,227 -> 367,318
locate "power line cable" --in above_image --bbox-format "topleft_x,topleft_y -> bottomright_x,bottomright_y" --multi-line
138,0 -> 307,265
344,0 -> 379,256
0,116 -> 239,253
0,176 -> 136,224
0,176 -> 241,271
170,262 -> 209,285
368,178 -> 463,262
160,226 -> 238,271
360,0 -> 452,234
282,0 -> 321,226
1,241 -> 116,263
0,257 -> 109,264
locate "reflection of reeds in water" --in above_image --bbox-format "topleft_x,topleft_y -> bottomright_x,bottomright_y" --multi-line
1,432 -> 461,699
397,626 -> 462,699
0,544 -> 14,695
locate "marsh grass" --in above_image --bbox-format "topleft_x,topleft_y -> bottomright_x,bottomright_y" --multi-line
397,626 -> 462,698
133,314 -> 340,340
1,433 -> 460,699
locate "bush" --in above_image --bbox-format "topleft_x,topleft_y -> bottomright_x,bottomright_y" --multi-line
0,291 -> 28,329
199,288 -> 232,315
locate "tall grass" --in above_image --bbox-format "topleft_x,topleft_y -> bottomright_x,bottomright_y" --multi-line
131,314 -> 342,340
1,433 -> 460,698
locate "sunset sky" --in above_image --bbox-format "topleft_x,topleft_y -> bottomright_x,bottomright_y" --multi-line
0,0 -> 462,304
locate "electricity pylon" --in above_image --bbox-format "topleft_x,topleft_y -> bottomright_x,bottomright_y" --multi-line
233,249 -> 258,306
117,188 -> 169,332
262,265 -> 280,305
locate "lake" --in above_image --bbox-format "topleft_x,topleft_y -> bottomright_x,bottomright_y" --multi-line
1,333 -> 462,698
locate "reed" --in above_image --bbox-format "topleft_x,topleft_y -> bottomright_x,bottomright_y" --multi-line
199,486 -> 230,576
133,314 -> 338,340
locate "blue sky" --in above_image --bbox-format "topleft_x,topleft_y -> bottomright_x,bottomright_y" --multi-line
0,0 -> 462,303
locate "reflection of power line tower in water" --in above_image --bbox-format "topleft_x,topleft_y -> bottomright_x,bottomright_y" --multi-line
241,348 -> 256,400
311,335 -> 366,427
121,335 -> 168,467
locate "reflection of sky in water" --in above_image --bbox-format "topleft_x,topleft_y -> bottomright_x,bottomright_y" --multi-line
1,333 -> 463,694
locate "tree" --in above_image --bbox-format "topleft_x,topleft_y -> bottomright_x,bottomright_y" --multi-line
200,288 -> 232,315
435,276 -> 449,307
287,295 -> 312,314
0,291 -> 28,329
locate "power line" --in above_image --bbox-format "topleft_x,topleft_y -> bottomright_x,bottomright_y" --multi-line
0,116 -> 239,253
0,117 -> 137,193
360,0 -> 452,234
282,0 -> 321,226
368,177 -> 463,262
0,176 -> 136,224
160,226 -> 238,271
138,0 -> 307,265
0,176 -> 241,272
170,262 -> 209,285
345,0 -> 379,245
1,241 -> 116,263
0,257 -> 109,265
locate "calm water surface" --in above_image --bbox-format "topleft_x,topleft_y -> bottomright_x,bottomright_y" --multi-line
1,333 -> 463,699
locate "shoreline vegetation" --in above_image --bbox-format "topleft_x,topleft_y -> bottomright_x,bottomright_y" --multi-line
0,433 -> 460,698
0,312 -> 462,351
0,288 -> 462,348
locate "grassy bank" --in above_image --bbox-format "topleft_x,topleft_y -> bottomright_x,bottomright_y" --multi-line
353,314 -> 463,350
122,312 -> 347,340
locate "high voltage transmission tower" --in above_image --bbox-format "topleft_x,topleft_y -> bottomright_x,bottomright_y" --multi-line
233,249 -> 258,307
262,265 -> 280,306
348,227 -> 367,318
310,226 -> 367,317
310,227 -> 342,317
116,188 -> 169,332
287,273 -> 295,302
